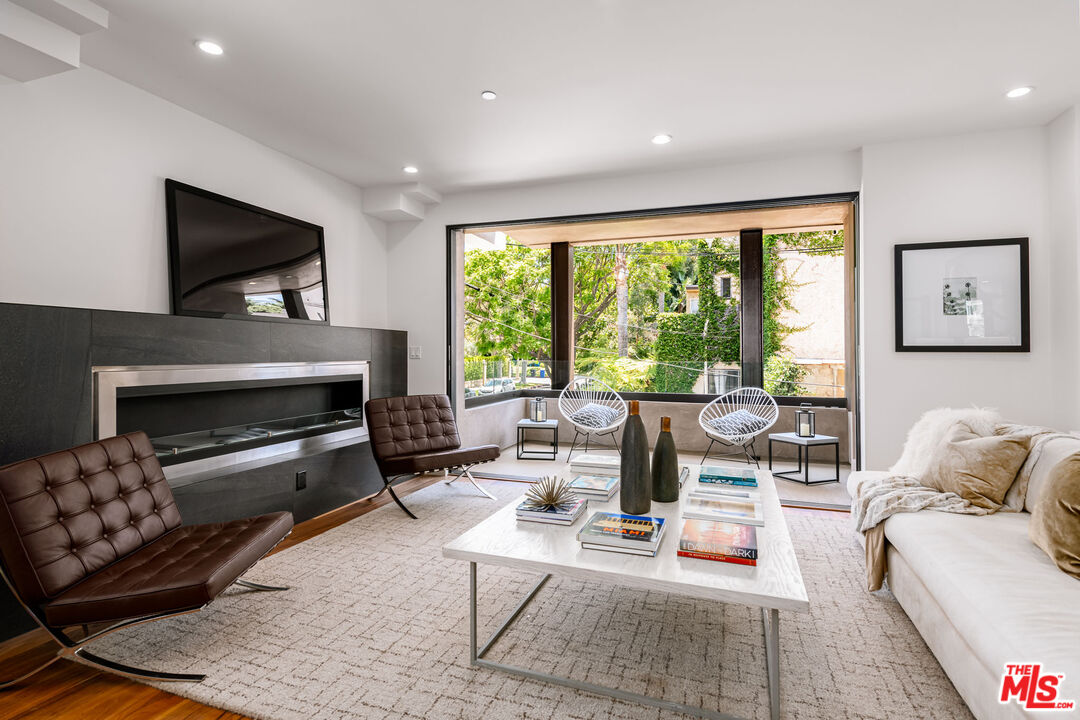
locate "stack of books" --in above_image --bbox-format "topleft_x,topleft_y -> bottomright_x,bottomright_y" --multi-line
677,518 -> 759,565
567,474 -> 619,500
577,511 -> 666,556
569,453 -> 620,477
516,496 -> 588,525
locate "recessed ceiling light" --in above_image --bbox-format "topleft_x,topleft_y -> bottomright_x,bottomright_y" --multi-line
247,280 -> 257,285
652,133 -> 673,145
402,165 -> 419,174
1006,86 -> 1033,99
480,90 -> 497,100
315,260 -> 321,266
284,275 -> 294,279
195,40 -> 224,56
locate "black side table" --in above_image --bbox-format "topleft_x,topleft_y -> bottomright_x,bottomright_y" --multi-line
517,419 -> 559,460
767,432 -> 840,485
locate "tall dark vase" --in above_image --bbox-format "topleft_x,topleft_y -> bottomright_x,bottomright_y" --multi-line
620,400 -> 652,515
651,416 -> 680,502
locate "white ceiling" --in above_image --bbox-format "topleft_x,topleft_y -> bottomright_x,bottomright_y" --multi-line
82,0 -> 1080,193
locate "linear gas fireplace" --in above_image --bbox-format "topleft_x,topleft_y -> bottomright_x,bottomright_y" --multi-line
93,361 -> 369,480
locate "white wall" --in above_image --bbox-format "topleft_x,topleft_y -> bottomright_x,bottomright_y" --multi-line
392,126 -> 1076,470
860,128 -> 1053,467
0,67 -> 389,328
388,151 -> 864,395
4,66 -> 1074,467
1047,106 -> 1080,432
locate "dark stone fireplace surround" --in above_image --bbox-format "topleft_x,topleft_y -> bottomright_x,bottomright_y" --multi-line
0,301 -> 407,640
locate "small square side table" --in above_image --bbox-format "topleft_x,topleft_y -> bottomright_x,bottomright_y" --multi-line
516,419 -> 559,460
767,432 -> 840,485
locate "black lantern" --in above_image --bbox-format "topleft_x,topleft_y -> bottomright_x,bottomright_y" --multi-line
795,403 -> 816,438
530,397 -> 547,422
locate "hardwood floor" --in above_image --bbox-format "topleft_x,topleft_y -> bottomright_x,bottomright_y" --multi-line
0,474 -> 443,720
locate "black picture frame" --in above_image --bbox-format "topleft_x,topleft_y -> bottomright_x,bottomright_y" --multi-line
894,237 -> 1029,352
165,179 -> 330,325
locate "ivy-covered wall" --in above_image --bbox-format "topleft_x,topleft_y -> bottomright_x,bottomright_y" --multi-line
651,240 -> 740,392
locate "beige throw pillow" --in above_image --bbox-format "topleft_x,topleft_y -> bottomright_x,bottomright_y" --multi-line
923,423 -> 1029,510
1029,454 -> 1080,580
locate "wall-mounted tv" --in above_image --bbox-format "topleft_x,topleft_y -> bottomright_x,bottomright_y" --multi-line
166,179 -> 329,323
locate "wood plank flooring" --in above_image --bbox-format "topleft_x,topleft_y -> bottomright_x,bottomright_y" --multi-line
0,474 -> 443,720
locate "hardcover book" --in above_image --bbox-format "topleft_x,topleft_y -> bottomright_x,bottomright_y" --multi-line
577,511 -> 666,549
568,475 -> 619,497
581,542 -> 658,557
516,496 -> 588,524
569,453 -> 621,476
676,550 -> 756,566
695,468 -> 756,479
678,518 -> 758,562
690,485 -> 761,501
681,496 -> 764,526
699,465 -> 757,482
697,474 -> 758,488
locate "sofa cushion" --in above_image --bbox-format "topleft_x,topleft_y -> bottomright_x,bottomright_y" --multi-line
883,511 -> 1080,701
1025,437 -> 1080,513
568,402 -> 621,430
380,445 -> 500,475
921,424 -> 1029,510
1029,454 -> 1080,579
706,409 -> 769,438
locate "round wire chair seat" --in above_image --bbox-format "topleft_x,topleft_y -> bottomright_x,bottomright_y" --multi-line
557,376 -> 628,461
697,386 -> 779,467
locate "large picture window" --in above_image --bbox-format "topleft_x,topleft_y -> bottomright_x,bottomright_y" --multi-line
455,196 -> 856,409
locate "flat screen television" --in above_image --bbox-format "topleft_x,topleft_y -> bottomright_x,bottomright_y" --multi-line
165,179 -> 329,323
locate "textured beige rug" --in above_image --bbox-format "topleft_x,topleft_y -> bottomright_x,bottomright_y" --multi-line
92,480 -> 971,720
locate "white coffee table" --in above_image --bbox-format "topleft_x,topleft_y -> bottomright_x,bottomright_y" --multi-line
442,467 -> 808,720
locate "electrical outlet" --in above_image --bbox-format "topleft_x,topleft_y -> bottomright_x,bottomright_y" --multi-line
408,345 -> 422,359
295,470 -> 307,490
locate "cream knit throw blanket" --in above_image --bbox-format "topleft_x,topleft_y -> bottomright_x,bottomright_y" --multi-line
852,408 -> 1001,591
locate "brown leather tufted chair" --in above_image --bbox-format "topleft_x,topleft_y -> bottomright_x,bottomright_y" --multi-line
365,394 -> 499,518
0,431 -> 293,687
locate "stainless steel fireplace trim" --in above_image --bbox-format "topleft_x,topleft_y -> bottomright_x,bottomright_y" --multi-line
162,425 -> 368,484
92,361 -> 370,482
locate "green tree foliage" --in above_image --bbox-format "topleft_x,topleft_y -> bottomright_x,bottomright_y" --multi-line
464,230 -> 843,394
464,244 -> 552,366
764,354 -> 808,396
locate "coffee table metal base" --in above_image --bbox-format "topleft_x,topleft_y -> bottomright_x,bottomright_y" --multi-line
468,562 -> 781,720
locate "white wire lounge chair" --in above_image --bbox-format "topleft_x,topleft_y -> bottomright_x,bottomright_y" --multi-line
697,386 -> 779,468
557,376 -> 629,462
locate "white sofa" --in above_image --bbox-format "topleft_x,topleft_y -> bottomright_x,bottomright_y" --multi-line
848,435 -> 1080,720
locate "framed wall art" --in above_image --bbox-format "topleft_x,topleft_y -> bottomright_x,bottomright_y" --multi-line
894,238 -> 1029,352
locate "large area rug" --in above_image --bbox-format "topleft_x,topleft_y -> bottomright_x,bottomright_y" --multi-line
92,480 -> 972,720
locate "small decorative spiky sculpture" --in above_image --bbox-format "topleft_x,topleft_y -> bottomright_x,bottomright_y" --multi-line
523,475 -> 577,510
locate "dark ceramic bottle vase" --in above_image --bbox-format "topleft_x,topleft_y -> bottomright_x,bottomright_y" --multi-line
620,400 -> 652,515
651,416 -> 680,502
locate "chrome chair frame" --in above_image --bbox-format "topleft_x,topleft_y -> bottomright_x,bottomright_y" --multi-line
0,540 -> 290,689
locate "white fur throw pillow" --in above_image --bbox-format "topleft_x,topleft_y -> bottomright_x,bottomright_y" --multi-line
889,407 -> 1002,478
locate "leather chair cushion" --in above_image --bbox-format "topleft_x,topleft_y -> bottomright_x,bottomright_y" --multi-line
0,432 -> 181,603
380,445 -> 500,476
41,511 -> 293,627
366,395 -> 461,462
